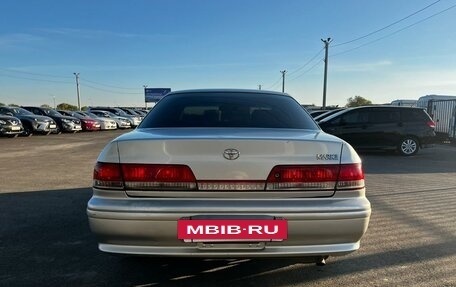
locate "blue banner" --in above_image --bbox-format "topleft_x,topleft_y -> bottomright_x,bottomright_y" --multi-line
145,88 -> 171,102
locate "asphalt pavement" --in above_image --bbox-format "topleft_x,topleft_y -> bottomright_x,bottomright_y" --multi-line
0,130 -> 455,287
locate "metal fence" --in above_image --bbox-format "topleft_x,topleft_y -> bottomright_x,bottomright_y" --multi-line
427,99 -> 456,140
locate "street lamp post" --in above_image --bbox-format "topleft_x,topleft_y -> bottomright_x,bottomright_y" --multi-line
143,85 -> 148,109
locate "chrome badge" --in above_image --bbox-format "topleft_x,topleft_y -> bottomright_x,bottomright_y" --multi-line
223,149 -> 240,160
316,154 -> 339,161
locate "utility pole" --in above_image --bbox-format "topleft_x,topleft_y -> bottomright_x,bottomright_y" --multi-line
321,38 -> 332,109
258,84 -> 262,90
143,85 -> 148,109
74,73 -> 81,110
53,95 -> 56,109
280,70 -> 287,93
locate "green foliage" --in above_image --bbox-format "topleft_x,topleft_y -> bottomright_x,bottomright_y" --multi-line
57,103 -> 78,111
0,102 -> 5,106
41,104 -> 52,108
346,96 -> 372,107
81,106 -> 89,111
9,103 -> 19,107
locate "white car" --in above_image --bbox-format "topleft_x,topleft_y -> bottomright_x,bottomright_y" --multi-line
87,89 -> 371,265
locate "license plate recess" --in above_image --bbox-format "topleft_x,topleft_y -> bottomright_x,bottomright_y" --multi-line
178,215 -> 287,243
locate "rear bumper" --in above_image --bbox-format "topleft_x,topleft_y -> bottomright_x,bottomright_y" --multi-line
87,195 -> 371,258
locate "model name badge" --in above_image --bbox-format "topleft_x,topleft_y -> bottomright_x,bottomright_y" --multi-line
316,154 -> 339,160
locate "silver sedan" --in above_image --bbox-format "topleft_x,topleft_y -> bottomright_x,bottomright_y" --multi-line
87,89 -> 371,265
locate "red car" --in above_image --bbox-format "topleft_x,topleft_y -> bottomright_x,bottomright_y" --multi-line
58,110 -> 101,131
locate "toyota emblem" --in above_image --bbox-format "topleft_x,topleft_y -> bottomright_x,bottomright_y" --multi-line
223,148 -> 240,160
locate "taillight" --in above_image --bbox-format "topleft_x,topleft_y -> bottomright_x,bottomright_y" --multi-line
427,121 -> 436,129
93,162 -> 124,189
266,164 -> 364,191
121,164 -> 197,190
337,163 -> 365,190
93,163 -> 197,190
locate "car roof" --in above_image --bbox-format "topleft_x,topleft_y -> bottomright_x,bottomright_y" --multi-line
166,89 -> 289,97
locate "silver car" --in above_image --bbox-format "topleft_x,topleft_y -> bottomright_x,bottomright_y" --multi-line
87,89 -> 371,265
89,110 -> 131,129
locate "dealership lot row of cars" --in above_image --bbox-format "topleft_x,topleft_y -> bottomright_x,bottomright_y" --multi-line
0,106 -> 148,138
1,96 -> 438,157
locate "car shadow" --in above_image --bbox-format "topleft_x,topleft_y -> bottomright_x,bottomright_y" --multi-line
359,144 -> 456,174
1,187 -> 455,286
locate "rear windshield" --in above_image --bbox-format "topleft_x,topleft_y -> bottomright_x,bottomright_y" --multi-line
401,108 -> 431,122
139,92 -> 318,129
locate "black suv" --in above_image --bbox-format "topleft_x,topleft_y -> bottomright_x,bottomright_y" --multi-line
318,106 -> 436,156
0,106 -> 58,136
22,106 -> 82,133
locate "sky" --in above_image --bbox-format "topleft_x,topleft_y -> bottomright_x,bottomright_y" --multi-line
1,0 -> 456,108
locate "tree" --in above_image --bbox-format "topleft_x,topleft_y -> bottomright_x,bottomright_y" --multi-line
0,103 -> 5,106
346,96 -> 372,107
41,104 -> 52,108
9,103 -> 19,107
56,103 -> 78,111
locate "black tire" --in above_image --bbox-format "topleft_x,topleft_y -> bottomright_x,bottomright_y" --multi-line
22,125 -> 33,137
398,137 -> 419,156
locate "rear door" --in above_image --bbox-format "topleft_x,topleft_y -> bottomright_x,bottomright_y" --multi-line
364,108 -> 401,148
321,109 -> 369,148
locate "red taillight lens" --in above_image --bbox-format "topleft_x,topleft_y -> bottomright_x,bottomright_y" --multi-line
266,164 -> 364,191
93,162 -> 124,189
427,121 -> 436,129
267,165 -> 339,182
122,164 -> 195,182
121,164 -> 197,190
93,163 -> 197,190
337,163 -> 365,190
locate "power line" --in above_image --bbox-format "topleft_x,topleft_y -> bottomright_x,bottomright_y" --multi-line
79,77 -> 140,90
332,0 -> 442,47
80,83 -> 143,94
287,48 -> 324,77
289,59 -> 323,82
266,48 -> 323,89
331,2 -> 456,58
0,72 -> 73,84
0,68 -> 73,79
267,75 -> 283,90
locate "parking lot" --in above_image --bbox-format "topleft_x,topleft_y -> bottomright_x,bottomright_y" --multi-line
1,130 -> 455,287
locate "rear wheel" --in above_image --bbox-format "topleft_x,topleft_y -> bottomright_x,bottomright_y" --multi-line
22,125 -> 33,137
398,137 -> 419,156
